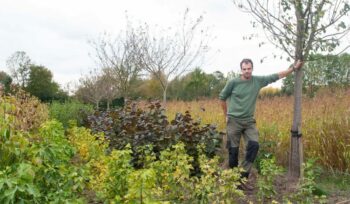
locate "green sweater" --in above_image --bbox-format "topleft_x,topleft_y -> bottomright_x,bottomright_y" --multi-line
219,74 -> 279,119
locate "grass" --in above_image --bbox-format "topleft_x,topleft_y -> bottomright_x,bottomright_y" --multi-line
166,88 -> 350,173
315,171 -> 350,202
166,89 -> 350,202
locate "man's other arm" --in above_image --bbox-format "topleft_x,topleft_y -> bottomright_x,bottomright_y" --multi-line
220,100 -> 227,120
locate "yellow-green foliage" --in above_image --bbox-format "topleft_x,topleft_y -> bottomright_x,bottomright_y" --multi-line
166,88 -> 350,172
66,125 -> 109,193
0,89 -> 48,169
0,117 -> 86,202
67,126 -> 108,162
193,145 -> 244,203
67,125 -> 244,203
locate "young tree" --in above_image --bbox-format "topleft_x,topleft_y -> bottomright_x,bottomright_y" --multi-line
100,68 -> 119,110
90,24 -> 142,99
76,69 -> 106,109
233,0 -> 350,178
136,9 -> 210,105
6,51 -> 31,88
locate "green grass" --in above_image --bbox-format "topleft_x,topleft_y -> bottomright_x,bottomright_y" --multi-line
316,171 -> 350,193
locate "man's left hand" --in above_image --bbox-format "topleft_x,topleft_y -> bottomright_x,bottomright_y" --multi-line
294,60 -> 303,70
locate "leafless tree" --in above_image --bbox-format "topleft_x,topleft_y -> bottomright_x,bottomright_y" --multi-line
76,69 -> 106,109
233,0 -> 350,179
6,51 -> 31,88
100,68 -> 119,110
90,23 -> 142,99
136,8 -> 210,105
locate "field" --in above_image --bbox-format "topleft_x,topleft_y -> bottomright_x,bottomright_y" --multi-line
166,88 -> 350,202
167,88 -> 350,173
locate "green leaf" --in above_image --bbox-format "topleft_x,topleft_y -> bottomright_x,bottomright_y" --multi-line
16,163 -> 35,182
338,21 -> 346,29
3,186 -> 17,202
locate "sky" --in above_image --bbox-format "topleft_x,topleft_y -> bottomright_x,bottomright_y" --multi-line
0,0 -> 296,90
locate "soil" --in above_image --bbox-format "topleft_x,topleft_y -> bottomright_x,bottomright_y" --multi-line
238,169 -> 350,204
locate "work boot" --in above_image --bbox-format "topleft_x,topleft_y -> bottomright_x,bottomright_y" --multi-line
238,172 -> 254,191
238,181 -> 254,191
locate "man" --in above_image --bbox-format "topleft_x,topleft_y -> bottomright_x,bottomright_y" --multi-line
219,58 -> 303,190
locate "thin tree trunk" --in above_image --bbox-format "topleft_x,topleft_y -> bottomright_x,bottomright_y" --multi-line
163,87 -> 167,108
289,1 -> 304,179
289,68 -> 304,179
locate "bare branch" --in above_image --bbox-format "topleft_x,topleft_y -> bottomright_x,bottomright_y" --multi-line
136,9 -> 210,104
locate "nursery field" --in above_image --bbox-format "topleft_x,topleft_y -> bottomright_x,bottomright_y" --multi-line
167,88 -> 350,173
1,88 -> 350,203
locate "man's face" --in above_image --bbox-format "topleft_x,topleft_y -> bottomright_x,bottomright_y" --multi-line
241,62 -> 253,80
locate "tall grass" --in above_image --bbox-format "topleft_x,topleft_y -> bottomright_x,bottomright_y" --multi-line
166,88 -> 350,172
49,100 -> 94,129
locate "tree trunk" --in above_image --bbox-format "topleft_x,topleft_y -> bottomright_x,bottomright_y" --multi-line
289,68 -> 304,179
162,87 -> 167,108
289,1 -> 304,179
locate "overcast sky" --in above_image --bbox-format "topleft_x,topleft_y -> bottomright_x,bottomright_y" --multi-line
0,0 -> 294,89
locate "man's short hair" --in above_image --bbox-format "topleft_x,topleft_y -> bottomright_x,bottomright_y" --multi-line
240,58 -> 253,69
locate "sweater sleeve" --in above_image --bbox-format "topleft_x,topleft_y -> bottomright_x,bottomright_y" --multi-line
219,80 -> 234,100
257,74 -> 279,88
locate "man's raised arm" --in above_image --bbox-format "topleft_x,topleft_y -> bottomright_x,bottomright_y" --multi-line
278,60 -> 303,79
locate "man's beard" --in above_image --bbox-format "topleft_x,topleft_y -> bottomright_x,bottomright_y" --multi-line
243,73 -> 251,79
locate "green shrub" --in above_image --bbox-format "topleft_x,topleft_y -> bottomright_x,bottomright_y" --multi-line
257,156 -> 283,202
49,100 -> 93,129
288,159 -> 327,204
0,113 -> 87,203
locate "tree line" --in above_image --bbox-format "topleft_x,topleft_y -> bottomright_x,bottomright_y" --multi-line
1,50 -> 349,108
0,51 -> 68,102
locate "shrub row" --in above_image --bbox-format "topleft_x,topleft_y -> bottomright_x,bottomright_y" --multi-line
87,101 -> 224,173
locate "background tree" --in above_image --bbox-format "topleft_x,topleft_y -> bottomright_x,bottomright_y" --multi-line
100,69 -> 119,110
75,69 -> 106,109
282,53 -> 350,96
6,51 -> 31,88
137,9 -> 210,105
167,69 -> 226,101
135,73 -> 164,100
226,70 -> 240,80
207,70 -> 227,98
233,0 -> 350,178
0,71 -> 12,94
167,76 -> 186,100
26,65 -> 60,102
179,68 -> 209,100
90,25 -> 142,99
